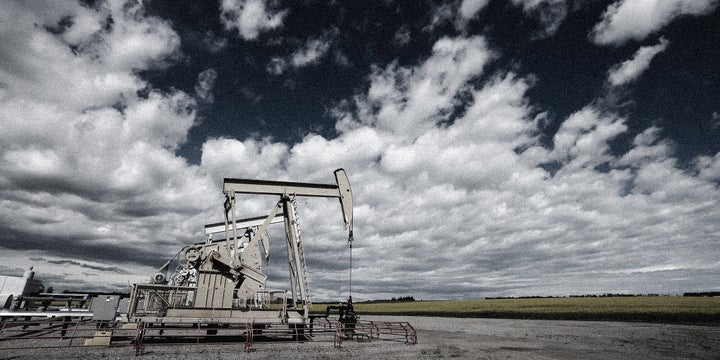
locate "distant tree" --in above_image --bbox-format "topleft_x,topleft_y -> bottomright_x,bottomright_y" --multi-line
684,292 -> 720,297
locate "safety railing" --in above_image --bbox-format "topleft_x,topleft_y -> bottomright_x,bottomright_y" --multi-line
312,318 -> 417,347
1,317 -> 416,356
0,318 -> 139,351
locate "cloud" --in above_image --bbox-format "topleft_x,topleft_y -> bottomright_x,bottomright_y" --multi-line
591,0 -> 719,45
549,107 -> 627,168
454,0 -> 567,37
0,0 -> 217,290
200,137 -> 289,181
195,68 -> 218,103
607,38 -> 669,86
695,153 -> 720,182
424,3 -> 455,32
220,0 -> 287,40
510,0 -> 568,38
615,127 -> 673,167
2,252 -> 158,293
348,36 -> 495,139
1,3 -> 718,300
0,1 -> 179,112
334,50 -> 352,67
393,25 -> 411,47
266,57 -> 288,75
377,73 -> 538,190
306,34 -> 719,299
458,0 -> 490,22
37,258 -> 130,274
267,32 -> 334,75
291,37 -> 332,67
203,31 -> 229,53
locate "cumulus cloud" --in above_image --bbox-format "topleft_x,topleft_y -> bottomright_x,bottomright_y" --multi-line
193,34 -> 719,299
0,1 -> 179,111
286,35 -> 718,299
607,38 -> 668,86
220,0 -> 287,40
348,36 -> 495,139
200,137 -> 289,181
591,0 -> 719,45
2,2 -> 718,299
0,0 -> 216,290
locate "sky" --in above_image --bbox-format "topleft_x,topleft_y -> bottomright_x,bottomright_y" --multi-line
1,0 -> 719,301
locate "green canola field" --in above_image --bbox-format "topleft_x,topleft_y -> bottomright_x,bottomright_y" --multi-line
316,297 -> 720,324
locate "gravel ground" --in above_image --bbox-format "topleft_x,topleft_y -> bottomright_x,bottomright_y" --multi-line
2,316 -> 719,359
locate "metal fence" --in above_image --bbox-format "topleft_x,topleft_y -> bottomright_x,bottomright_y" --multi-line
1,316 -> 416,356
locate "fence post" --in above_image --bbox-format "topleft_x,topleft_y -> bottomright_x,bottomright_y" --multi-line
244,323 -> 253,352
134,321 -> 146,356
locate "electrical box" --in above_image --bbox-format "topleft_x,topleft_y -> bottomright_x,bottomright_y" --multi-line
90,295 -> 121,321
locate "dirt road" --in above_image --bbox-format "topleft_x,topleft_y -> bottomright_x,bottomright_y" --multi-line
379,316 -> 720,359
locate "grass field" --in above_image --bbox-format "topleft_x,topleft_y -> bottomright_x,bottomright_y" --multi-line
313,296 -> 720,324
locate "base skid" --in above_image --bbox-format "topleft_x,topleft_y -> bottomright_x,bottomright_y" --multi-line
129,308 -> 306,325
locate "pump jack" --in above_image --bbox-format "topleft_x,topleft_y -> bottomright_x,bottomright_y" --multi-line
127,169 -> 353,326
